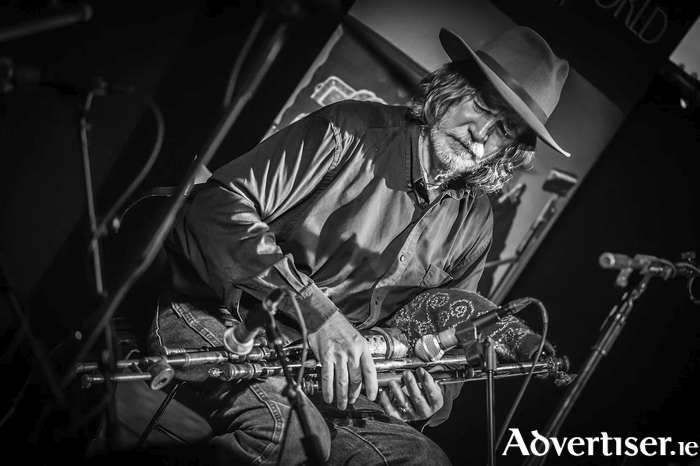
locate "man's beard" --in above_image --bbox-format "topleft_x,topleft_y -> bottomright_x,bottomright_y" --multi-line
428,126 -> 485,183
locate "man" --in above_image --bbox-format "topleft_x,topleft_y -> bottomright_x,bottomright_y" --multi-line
149,25 -> 569,464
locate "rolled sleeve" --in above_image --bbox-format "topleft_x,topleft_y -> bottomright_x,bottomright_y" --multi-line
174,113 -> 344,331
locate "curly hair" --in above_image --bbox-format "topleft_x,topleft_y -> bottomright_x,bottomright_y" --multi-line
408,60 -> 536,196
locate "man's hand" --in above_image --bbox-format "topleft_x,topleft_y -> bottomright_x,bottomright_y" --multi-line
378,368 -> 444,422
307,312 -> 378,409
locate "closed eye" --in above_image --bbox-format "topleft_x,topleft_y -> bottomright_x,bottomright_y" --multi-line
496,121 -> 512,138
472,99 -> 494,116
500,116 -> 527,140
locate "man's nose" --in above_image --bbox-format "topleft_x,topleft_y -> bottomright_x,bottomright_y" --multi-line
470,116 -> 496,143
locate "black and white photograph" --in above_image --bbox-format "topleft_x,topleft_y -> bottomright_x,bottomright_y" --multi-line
1,1 -> 699,465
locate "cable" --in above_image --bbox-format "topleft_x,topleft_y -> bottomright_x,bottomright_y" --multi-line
287,292 -> 309,386
65,84 -> 165,438
275,290 -> 309,466
494,299 -> 549,451
61,7 -> 293,394
91,89 -> 165,241
222,7 -> 270,108
57,85 -> 166,397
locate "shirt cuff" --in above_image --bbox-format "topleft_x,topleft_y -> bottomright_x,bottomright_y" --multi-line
280,282 -> 339,332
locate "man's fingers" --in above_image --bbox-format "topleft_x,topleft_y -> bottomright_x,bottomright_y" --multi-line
388,380 -> 409,410
377,370 -> 446,421
408,368 -> 444,416
360,351 -> 378,401
416,368 -> 443,411
348,361 -> 363,405
378,389 -> 402,419
335,361 -> 350,409
403,371 -> 429,411
321,361 -> 335,405
415,368 -> 439,399
306,312 -> 379,409
416,367 -> 444,413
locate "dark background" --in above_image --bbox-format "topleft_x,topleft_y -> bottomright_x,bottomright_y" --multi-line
1,1 -> 698,465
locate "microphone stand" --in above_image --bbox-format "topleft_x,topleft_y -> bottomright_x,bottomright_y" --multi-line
483,337 -> 497,466
489,169 -> 579,304
461,332 -> 498,466
59,5 -> 297,394
78,87 -> 121,450
523,267 -> 657,466
263,312 -> 325,466
488,193 -> 559,304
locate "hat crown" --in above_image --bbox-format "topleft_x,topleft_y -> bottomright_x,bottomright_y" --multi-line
479,27 -> 568,118
438,26 -> 571,156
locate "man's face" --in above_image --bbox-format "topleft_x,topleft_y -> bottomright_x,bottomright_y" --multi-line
428,95 -> 528,180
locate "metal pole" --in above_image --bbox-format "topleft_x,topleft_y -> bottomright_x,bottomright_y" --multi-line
524,273 -> 653,466
484,337 -> 497,466
60,16 -> 293,393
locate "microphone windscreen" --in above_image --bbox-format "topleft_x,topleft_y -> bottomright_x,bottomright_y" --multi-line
414,334 -> 445,362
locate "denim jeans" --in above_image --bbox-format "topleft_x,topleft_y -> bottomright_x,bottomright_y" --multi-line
147,293 -> 451,466
314,395 -> 451,465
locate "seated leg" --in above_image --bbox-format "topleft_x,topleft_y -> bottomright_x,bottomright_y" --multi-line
148,297 -> 331,465
313,395 -> 451,466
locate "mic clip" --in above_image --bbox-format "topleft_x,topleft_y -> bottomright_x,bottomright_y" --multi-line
463,340 -> 485,368
453,320 -> 479,346
453,322 -> 486,368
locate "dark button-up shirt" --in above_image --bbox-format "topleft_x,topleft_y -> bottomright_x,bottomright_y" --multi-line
166,100 -> 493,333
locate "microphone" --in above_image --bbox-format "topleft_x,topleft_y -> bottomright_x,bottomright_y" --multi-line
223,288 -> 285,356
598,252 -> 654,270
599,252 -> 676,287
414,297 -> 534,362
0,57 -> 135,95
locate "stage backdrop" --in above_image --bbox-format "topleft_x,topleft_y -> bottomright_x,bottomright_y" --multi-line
264,0 -> 696,304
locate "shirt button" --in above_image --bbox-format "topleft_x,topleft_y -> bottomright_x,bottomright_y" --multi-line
399,255 -> 406,262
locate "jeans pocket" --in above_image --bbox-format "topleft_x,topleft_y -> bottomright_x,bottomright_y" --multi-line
168,301 -> 224,347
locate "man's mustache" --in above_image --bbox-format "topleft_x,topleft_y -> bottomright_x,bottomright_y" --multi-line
445,131 -> 485,160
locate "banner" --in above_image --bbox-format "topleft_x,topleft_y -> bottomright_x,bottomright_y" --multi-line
489,0 -> 700,115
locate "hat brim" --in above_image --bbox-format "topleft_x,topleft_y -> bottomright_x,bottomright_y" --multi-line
439,29 -> 570,157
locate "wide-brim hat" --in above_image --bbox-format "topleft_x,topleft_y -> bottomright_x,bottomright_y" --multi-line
439,27 -> 570,157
